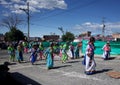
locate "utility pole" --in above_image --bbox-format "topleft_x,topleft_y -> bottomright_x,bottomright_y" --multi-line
20,2 -> 30,41
102,17 -> 105,41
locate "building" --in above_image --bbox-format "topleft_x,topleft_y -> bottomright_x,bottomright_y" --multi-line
43,35 -> 59,42
112,33 -> 120,41
0,34 -> 4,42
79,31 -> 91,37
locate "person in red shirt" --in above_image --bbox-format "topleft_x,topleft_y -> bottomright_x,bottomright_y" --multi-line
102,42 -> 111,60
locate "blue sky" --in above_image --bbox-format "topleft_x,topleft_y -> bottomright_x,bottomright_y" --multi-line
0,0 -> 120,37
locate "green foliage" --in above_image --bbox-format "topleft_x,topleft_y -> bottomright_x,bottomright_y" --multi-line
62,32 -> 75,42
4,27 -> 25,42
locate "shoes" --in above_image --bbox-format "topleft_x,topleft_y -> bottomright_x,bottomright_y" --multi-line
85,71 -> 93,75
85,70 -> 96,75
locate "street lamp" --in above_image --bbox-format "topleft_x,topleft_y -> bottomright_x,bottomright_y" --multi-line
19,2 -> 30,41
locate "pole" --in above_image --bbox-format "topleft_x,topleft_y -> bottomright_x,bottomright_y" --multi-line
27,2 -> 30,41
102,17 -> 105,41
19,2 -> 30,41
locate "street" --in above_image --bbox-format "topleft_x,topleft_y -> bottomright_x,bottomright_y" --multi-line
0,50 -> 120,85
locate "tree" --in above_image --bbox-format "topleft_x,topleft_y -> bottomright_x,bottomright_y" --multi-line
4,27 -> 25,42
0,14 -> 22,30
62,32 -> 75,42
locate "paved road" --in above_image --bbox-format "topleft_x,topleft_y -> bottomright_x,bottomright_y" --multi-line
0,50 -> 120,85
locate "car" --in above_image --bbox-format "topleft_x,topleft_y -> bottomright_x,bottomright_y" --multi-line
0,43 -> 8,49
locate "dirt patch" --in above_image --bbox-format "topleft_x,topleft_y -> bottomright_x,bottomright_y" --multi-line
107,71 -> 120,79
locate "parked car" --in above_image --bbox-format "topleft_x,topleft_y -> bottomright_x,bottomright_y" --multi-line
0,43 -> 8,49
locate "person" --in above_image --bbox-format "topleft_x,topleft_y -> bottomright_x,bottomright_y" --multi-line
7,43 -> 15,62
61,43 -> 68,63
44,43 -> 54,70
78,41 -> 82,57
85,36 -> 96,75
74,43 -> 80,59
16,42 -> 24,63
38,43 -> 44,60
70,44 -> 74,59
102,42 -> 111,60
22,40 -> 28,53
29,44 -> 38,65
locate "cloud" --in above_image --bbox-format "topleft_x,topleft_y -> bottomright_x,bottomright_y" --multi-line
73,22 -> 120,35
0,0 -> 11,4
0,0 -> 67,14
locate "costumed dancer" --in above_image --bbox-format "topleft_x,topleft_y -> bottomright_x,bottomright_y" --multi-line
22,40 -> 28,53
29,44 -> 38,65
74,44 -> 80,59
102,42 -> 111,60
7,43 -> 15,62
70,44 -> 74,59
16,41 -> 24,63
38,43 -> 44,60
59,44 -> 63,57
85,37 -> 96,75
61,43 -> 68,63
44,43 -> 54,70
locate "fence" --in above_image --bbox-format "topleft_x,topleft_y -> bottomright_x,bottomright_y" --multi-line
82,40 -> 120,55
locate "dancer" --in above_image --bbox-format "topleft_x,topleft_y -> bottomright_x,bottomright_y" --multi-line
16,42 -> 24,63
38,43 -> 44,60
85,36 -> 96,75
7,43 -> 15,62
102,42 -> 111,60
61,43 -> 68,63
74,44 -> 80,59
44,43 -> 54,70
29,44 -> 38,65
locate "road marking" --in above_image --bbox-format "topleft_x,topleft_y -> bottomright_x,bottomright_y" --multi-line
9,64 -> 33,70
54,70 -> 102,81
9,63 -> 102,81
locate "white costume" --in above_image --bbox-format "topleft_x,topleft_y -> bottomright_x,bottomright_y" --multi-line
85,42 -> 96,72
102,43 -> 111,60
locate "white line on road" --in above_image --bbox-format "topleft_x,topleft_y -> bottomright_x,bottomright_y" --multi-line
54,69 -> 103,81
9,64 -> 33,70
9,63 -> 103,81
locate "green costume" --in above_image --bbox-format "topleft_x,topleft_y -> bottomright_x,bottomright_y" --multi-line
7,45 -> 15,62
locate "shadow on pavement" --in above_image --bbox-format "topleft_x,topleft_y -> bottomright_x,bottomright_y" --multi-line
0,62 -> 42,85
67,60 -> 80,63
108,57 -> 116,60
95,69 -> 113,74
11,72 -> 42,85
52,64 -> 72,69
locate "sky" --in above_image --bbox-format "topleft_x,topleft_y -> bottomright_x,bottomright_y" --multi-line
0,0 -> 120,37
